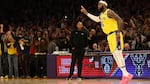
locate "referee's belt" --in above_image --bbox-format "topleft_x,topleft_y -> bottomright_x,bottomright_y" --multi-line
107,30 -> 119,35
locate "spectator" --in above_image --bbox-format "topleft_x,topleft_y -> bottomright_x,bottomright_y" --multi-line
124,43 -> 131,51
17,31 -> 31,78
47,36 -> 57,54
1,32 -> 9,79
0,33 -> 4,78
6,34 -> 19,79
57,29 -> 70,51
88,28 -> 99,50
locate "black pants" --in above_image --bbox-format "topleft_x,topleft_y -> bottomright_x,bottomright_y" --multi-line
69,48 -> 85,78
19,53 -> 30,77
2,52 -> 8,76
30,55 -> 46,77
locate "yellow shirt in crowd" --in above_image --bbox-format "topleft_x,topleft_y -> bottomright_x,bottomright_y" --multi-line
7,42 -> 17,55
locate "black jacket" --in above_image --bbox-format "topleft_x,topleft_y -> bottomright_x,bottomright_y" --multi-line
0,33 -> 4,55
70,29 -> 88,48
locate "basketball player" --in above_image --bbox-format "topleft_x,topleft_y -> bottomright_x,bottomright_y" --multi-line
81,0 -> 133,84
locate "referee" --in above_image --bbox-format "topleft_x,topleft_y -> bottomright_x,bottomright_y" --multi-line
67,21 -> 88,80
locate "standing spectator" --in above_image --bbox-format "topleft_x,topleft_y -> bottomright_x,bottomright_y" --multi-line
1,32 -> 9,79
6,34 -> 19,79
29,38 -> 36,78
47,36 -> 57,54
0,36 -> 4,78
67,21 -> 88,80
33,31 -> 48,78
0,24 -> 4,78
17,31 -> 31,78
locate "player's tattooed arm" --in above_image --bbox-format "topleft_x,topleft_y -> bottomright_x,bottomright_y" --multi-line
107,9 -> 124,32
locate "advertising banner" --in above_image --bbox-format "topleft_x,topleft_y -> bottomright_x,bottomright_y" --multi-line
56,53 -> 150,78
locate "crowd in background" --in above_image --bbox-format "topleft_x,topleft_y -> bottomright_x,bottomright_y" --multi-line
0,0 -> 149,79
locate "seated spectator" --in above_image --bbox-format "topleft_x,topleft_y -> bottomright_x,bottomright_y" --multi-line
88,29 -> 99,50
124,43 -> 131,51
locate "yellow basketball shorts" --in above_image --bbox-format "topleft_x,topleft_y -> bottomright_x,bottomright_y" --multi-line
107,32 -> 124,53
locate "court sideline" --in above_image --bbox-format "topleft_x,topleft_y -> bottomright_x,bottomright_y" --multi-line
0,78 -> 149,84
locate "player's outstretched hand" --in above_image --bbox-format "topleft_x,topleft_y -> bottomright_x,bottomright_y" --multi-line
80,5 -> 88,15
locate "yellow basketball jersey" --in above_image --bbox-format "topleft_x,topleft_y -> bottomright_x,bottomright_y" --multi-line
100,9 -> 118,34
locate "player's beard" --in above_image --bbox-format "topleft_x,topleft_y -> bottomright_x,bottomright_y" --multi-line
98,6 -> 104,13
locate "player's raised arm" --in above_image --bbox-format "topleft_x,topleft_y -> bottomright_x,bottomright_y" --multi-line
80,5 -> 100,23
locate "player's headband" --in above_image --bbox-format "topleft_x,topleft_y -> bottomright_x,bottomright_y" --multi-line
99,0 -> 108,6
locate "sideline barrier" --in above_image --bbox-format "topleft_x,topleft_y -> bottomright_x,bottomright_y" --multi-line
47,50 -> 150,78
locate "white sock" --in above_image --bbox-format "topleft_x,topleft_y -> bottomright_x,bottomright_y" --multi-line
112,50 -> 129,77
120,67 -> 129,77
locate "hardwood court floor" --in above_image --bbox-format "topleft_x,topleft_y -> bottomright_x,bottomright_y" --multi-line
0,78 -> 149,84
